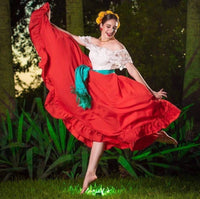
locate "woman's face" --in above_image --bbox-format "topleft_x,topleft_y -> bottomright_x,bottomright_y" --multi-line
100,19 -> 118,40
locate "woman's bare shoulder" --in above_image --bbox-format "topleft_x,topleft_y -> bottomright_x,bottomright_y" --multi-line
111,39 -> 125,50
90,37 -> 99,45
88,37 -> 125,51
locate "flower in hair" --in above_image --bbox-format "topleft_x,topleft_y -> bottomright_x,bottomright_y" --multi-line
96,10 -> 120,28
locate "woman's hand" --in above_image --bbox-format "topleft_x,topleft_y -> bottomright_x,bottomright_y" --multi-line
47,9 -> 51,21
152,89 -> 167,99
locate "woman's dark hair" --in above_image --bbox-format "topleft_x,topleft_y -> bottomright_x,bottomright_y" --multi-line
102,14 -> 118,25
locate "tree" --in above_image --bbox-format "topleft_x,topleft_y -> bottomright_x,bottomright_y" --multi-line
0,1 -> 15,117
182,0 -> 200,134
66,0 -> 84,36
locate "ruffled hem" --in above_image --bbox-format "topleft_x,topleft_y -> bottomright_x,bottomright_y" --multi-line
46,98 -> 180,151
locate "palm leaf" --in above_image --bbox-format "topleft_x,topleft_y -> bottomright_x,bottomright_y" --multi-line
46,117 -> 62,154
6,111 -> 13,141
66,134 -> 76,153
148,162 -> 179,170
118,155 -> 138,178
25,127 -> 33,143
0,159 -> 13,166
1,118 -> 7,135
17,113 -> 24,143
34,97 -> 46,118
44,144 -> 52,165
114,147 -> 123,155
59,119 -> 66,152
26,148 -> 33,179
0,142 -> 27,150
101,156 -> 118,161
80,146 -> 88,177
135,163 -> 155,177
132,151 -> 151,161
23,111 -> 45,139
180,104 -> 194,117
40,154 -> 73,179
146,143 -> 200,159
65,161 -> 81,179
0,167 -> 26,172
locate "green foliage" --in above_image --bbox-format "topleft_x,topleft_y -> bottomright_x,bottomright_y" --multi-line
0,98 -> 199,181
0,111 -> 29,180
118,155 -> 138,177
0,98 -> 83,180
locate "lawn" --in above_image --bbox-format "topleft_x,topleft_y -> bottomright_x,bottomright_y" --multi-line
0,176 -> 200,199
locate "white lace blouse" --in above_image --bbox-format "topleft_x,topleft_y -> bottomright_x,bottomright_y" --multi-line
79,36 -> 133,71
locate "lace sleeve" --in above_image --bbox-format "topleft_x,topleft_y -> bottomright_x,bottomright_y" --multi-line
110,48 -> 133,70
78,36 -> 92,50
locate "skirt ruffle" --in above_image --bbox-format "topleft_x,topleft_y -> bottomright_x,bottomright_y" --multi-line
29,3 -> 181,151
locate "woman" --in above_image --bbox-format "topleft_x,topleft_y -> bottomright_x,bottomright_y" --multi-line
29,3 -> 180,194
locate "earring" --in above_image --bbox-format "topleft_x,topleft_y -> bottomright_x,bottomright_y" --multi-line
100,27 -> 103,31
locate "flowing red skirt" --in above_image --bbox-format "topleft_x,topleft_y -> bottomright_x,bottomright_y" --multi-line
29,3 -> 181,151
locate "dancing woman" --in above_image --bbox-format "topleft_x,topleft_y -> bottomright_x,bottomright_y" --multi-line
29,3 -> 181,194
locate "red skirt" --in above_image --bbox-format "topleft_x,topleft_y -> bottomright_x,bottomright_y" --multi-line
29,3 -> 181,151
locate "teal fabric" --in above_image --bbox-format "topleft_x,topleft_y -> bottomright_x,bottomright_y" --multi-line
94,69 -> 115,74
75,65 -> 91,109
75,65 -> 115,109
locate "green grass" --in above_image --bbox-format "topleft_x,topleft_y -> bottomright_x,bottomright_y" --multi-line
0,176 -> 200,199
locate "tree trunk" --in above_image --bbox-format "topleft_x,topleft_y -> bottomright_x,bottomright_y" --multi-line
66,0 -> 84,36
0,1 -> 15,118
183,0 -> 200,134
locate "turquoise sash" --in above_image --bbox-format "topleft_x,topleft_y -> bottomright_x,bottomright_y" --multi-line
93,69 -> 115,75
74,65 -> 115,109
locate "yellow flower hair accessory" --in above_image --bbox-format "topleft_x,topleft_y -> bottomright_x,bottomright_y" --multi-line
96,10 -> 120,29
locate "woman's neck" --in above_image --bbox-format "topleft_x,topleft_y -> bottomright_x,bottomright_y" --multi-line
99,36 -> 115,42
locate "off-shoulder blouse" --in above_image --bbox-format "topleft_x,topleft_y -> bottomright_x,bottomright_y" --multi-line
79,36 -> 133,71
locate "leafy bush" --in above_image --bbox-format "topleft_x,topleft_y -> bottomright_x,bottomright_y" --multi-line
0,98 -> 199,181
0,98 -> 84,180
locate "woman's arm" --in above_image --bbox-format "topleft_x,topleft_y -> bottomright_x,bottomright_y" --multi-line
47,10 -> 85,46
126,63 -> 167,99
51,24 -> 86,46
